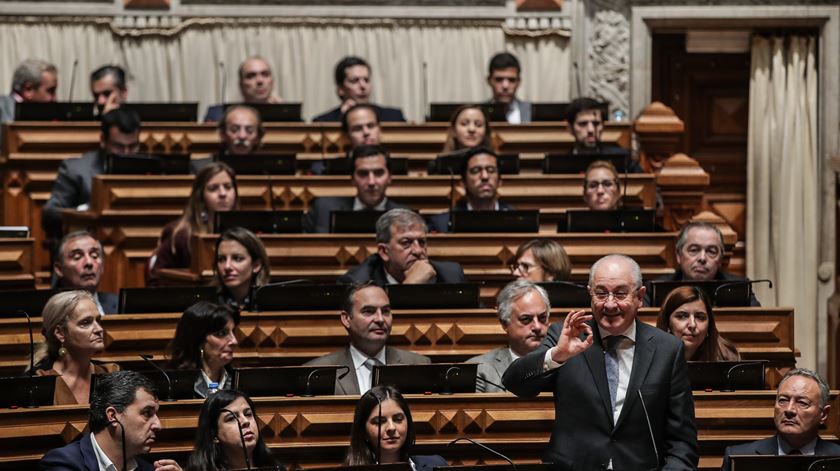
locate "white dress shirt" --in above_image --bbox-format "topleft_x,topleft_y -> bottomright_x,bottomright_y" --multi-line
777,435 -> 817,456
91,433 -> 138,471
353,196 -> 389,211
349,344 -> 387,394
506,99 -> 523,124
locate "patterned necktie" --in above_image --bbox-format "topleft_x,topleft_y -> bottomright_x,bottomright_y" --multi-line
604,335 -> 625,410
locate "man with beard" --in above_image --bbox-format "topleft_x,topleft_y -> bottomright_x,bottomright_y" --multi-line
304,282 -> 430,395
191,105 -> 263,173
304,144 -> 405,233
338,208 -> 465,285
53,231 -> 119,314
39,371 -> 182,471
428,146 -> 509,233
469,280 -> 550,392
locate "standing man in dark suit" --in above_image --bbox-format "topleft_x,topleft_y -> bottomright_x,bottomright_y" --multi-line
312,56 -> 405,123
339,208 -> 465,285
429,146 -> 511,232
39,370 -> 182,471
53,231 -> 119,314
503,254 -> 698,470
305,282 -> 430,395
41,108 -> 141,239
304,144 -> 405,233
469,280 -> 550,392
721,368 -> 840,471
485,52 -> 531,124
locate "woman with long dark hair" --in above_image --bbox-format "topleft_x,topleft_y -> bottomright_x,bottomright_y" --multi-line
167,301 -> 239,397
214,227 -> 271,311
187,389 -> 280,470
346,385 -> 446,470
656,286 -> 740,361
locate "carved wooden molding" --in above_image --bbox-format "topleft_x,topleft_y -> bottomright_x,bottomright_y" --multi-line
657,153 -> 711,231
634,101 -> 686,174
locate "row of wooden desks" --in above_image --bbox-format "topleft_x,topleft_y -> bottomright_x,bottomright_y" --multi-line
0,391 -> 836,470
0,307 -> 796,376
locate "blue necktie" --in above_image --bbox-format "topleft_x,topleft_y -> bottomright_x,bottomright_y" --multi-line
604,335 -> 624,410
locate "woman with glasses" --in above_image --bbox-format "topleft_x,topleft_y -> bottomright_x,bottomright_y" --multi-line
582,160 -> 621,211
167,301 -> 239,398
656,286 -> 740,361
510,239 -> 571,283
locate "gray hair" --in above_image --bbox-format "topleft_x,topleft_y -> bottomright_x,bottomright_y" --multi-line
675,221 -> 724,254
375,208 -> 427,244
778,368 -> 830,409
497,280 -> 550,325
588,254 -> 642,290
11,59 -> 57,94
55,230 -> 103,268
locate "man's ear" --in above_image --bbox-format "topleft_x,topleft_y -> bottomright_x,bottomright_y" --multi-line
336,85 -> 345,100
340,311 -> 352,330
377,243 -> 389,263
820,404 -> 830,424
53,262 -> 64,281
105,406 -> 119,425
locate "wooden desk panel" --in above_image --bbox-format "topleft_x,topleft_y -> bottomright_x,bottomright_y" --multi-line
0,308 -> 796,375
0,238 -> 35,289
0,391 -> 836,471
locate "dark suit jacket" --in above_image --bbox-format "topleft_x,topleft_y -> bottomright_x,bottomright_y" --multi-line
303,196 -> 405,233
204,104 -> 224,122
304,345 -> 431,395
644,269 -> 761,307
39,432 -> 154,471
720,436 -> 840,471
502,319 -> 698,471
313,104 -> 406,123
98,292 -> 119,315
427,200 -> 512,233
483,99 -> 532,124
42,150 -> 104,238
411,455 -> 448,471
338,254 -> 465,286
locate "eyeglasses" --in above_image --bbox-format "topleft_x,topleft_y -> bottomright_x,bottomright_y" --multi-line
585,179 -> 617,191
510,261 -> 538,275
591,289 -> 635,303
467,165 -> 498,176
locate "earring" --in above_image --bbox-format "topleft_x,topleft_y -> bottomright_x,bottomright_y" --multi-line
58,343 -> 67,357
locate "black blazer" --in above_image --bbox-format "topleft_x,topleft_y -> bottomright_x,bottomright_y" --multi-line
502,319 -> 698,471
338,254 -> 465,286
98,292 -> 119,315
312,104 -> 406,123
39,432 -> 154,471
303,196 -> 405,233
42,150 -> 104,238
720,436 -> 840,471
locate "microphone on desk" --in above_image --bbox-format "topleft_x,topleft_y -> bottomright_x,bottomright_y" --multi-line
110,417 -> 128,471
447,167 -> 456,232
139,354 -> 175,401
619,150 -> 630,232
221,408 -> 252,470
572,62 -> 582,98
722,361 -> 765,392
374,391 -> 383,464
448,437 -> 517,471
421,61 -> 429,122
20,310 -> 38,408
713,279 -> 772,306
67,59 -> 79,104
302,365 -> 350,397
637,389 -> 660,470
219,61 -> 227,104
807,457 -> 840,471
441,366 -> 461,395
264,171 -> 281,233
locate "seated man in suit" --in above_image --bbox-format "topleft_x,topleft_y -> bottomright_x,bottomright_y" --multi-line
42,108 -> 141,239
39,370 -> 182,471
565,97 -> 643,173
647,221 -> 760,306
53,230 -> 119,315
429,146 -> 509,232
469,280 -> 550,392
191,104 -> 264,173
204,56 -> 282,122
721,368 -> 840,471
313,56 -> 405,123
485,52 -> 531,124
309,103 -> 382,175
503,254 -> 698,470
90,65 -> 128,116
305,282 -> 430,395
304,144 -> 404,233
0,59 -> 58,146
339,208 -> 465,285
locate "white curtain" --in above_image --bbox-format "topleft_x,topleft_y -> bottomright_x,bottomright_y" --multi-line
0,20 -> 570,121
747,36 -> 818,369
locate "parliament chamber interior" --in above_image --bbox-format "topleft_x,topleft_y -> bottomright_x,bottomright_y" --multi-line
0,0 -> 839,470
